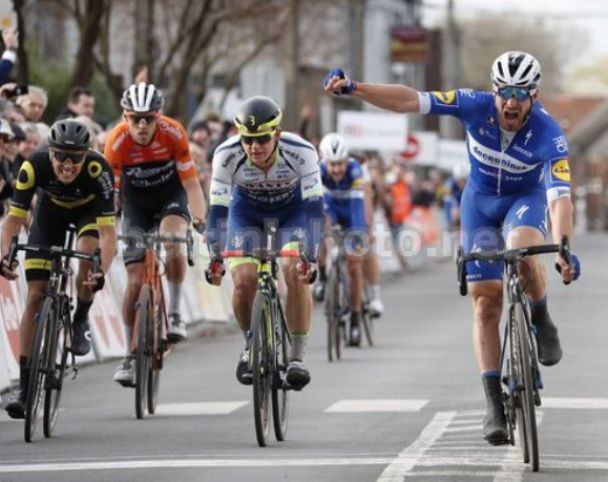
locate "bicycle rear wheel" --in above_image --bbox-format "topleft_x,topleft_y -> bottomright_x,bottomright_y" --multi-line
513,302 -> 539,471
43,303 -> 68,438
135,286 -> 152,420
272,301 -> 289,442
147,292 -> 164,415
325,267 -> 340,362
251,292 -> 272,446
25,297 -> 53,443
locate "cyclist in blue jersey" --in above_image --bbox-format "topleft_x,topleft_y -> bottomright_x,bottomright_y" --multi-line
205,96 -> 323,391
324,51 -> 580,445
314,133 -> 367,346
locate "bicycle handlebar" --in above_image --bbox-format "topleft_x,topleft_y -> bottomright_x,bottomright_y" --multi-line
8,235 -> 102,269
457,235 -> 572,296
118,229 -> 195,267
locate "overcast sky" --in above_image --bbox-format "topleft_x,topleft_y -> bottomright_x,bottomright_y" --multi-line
421,0 -> 608,67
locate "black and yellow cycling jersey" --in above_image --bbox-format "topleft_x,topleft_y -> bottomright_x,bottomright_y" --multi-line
8,148 -> 116,281
9,148 -> 115,225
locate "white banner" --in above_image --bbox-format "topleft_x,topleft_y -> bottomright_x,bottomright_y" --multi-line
337,111 -> 408,151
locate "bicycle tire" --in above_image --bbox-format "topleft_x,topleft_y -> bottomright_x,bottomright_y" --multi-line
135,285 -> 152,420
147,291 -> 163,415
511,305 -> 529,462
251,292 -> 272,446
25,297 -> 53,443
361,290 -> 374,347
43,302 -> 68,438
272,300 -> 289,442
325,267 -> 340,362
514,302 -> 539,471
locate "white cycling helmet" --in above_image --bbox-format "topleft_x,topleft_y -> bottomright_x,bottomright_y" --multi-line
452,162 -> 470,180
490,51 -> 542,90
319,133 -> 348,162
120,82 -> 164,112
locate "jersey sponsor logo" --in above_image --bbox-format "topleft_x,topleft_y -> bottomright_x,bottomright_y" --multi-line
515,205 -> 530,220
431,90 -> 457,106
551,159 -> 571,183
468,134 -> 539,174
87,160 -> 103,178
176,160 -> 194,171
552,135 -> 568,154
460,89 -> 476,99
159,120 -> 184,140
524,130 -> 533,146
512,144 -> 533,158
98,171 -> 114,199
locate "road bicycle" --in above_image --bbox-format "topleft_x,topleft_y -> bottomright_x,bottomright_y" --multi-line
457,236 -> 571,472
6,226 -> 101,442
119,229 -> 193,419
209,226 -> 311,447
324,226 -> 373,362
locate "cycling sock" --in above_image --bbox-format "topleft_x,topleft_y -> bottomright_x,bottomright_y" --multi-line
528,296 -> 547,308
168,280 -> 182,315
19,356 -> 29,391
124,325 -> 134,357
319,265 -> 326,282
370,284 -> 381,300
290,332 -> 309,361
530,299 -> 551,326
481,371 -> 502,408
73,298 -> 93,324
350,311 -> 361,327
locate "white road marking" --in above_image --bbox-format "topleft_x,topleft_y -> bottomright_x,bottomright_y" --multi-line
376,411 -> 456,481
155,401 -> 248,416
325,399 -> 428,413
542,397 -> 608,409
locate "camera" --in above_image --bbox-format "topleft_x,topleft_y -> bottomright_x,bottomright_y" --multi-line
5,84 -> 28,98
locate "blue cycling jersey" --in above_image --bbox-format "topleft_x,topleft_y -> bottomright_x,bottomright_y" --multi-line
420,90 -> 571,201
320,158 -> 367,230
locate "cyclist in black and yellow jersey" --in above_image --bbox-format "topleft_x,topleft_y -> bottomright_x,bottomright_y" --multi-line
0,119 -> 117,419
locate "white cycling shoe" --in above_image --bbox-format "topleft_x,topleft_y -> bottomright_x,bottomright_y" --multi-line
369,298 -> 384,318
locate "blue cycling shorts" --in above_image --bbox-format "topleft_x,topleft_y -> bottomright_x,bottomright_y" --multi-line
461,185 -> 547,282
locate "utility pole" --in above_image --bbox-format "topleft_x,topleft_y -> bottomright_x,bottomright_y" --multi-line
284,0 -> 300,130
442,0 -> 463,139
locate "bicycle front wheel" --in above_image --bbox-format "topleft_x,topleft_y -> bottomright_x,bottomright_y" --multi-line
25,297 -> 53,442
251,292 -> 272,447
135,285 -> 153,420
43,302 -> 68,438
513,302 -> 539,471
325,267 -> 342,362
272,301 -> 289,442
147,291 -> 164,415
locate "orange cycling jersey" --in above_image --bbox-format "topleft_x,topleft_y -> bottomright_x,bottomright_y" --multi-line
104,115 -> 197,190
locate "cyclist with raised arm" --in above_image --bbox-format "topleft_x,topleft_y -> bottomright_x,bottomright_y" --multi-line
104,83 -> 207,386
313,133 -> 368,346
1,119 -> 117,419
205,96 -> 323,390
324,51 -> 580,444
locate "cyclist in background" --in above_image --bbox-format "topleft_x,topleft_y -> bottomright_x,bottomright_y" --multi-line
313,133 -> 368,346
205,96 -> 323,390
324,51 -> 580,444
1,119 -> 117,419
104,83 -> 207,386
444,162 -> 470,232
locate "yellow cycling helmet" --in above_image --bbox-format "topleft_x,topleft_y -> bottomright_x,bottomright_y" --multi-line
234,96 -> 283,136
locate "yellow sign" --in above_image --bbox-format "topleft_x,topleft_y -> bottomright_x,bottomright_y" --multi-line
432,91 -> 457,106
551,159 -> 571,182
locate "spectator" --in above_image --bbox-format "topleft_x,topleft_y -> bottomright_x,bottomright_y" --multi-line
12,123 -> 41,180
56,86 -> 96,120
387,163 -> 412,271
0,119 -> 14,214
189,119 -> 211,152
16,85 -> 48,123
0,29 -> 18,86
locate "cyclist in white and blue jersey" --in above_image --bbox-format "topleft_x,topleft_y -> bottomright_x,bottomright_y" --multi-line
314,133 -> 367,346
205,96 -> 324,391
324,51 -> 580,445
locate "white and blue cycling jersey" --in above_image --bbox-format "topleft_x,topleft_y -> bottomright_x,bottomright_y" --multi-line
419,89 -> 572,281
207,132 -> 324,260
320,158 -> 367,231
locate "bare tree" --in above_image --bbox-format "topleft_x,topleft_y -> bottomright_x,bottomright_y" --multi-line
11,0 -> 29,83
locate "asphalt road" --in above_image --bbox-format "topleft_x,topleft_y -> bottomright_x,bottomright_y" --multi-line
1,233 -> 607,482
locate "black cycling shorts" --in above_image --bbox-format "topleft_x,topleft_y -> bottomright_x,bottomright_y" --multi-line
121,186 -> 190,265
25,200 -> 99,282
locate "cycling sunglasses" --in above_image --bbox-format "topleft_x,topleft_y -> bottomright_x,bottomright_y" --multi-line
52,149 -> 86,164
496,86 -> 530,102
126,113 -> 157,125
241,132 -> 274,145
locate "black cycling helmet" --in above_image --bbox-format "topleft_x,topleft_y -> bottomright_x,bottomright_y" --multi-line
48,119 -> 90,150
120,82 -> 164,112
234,96 -> 282,136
